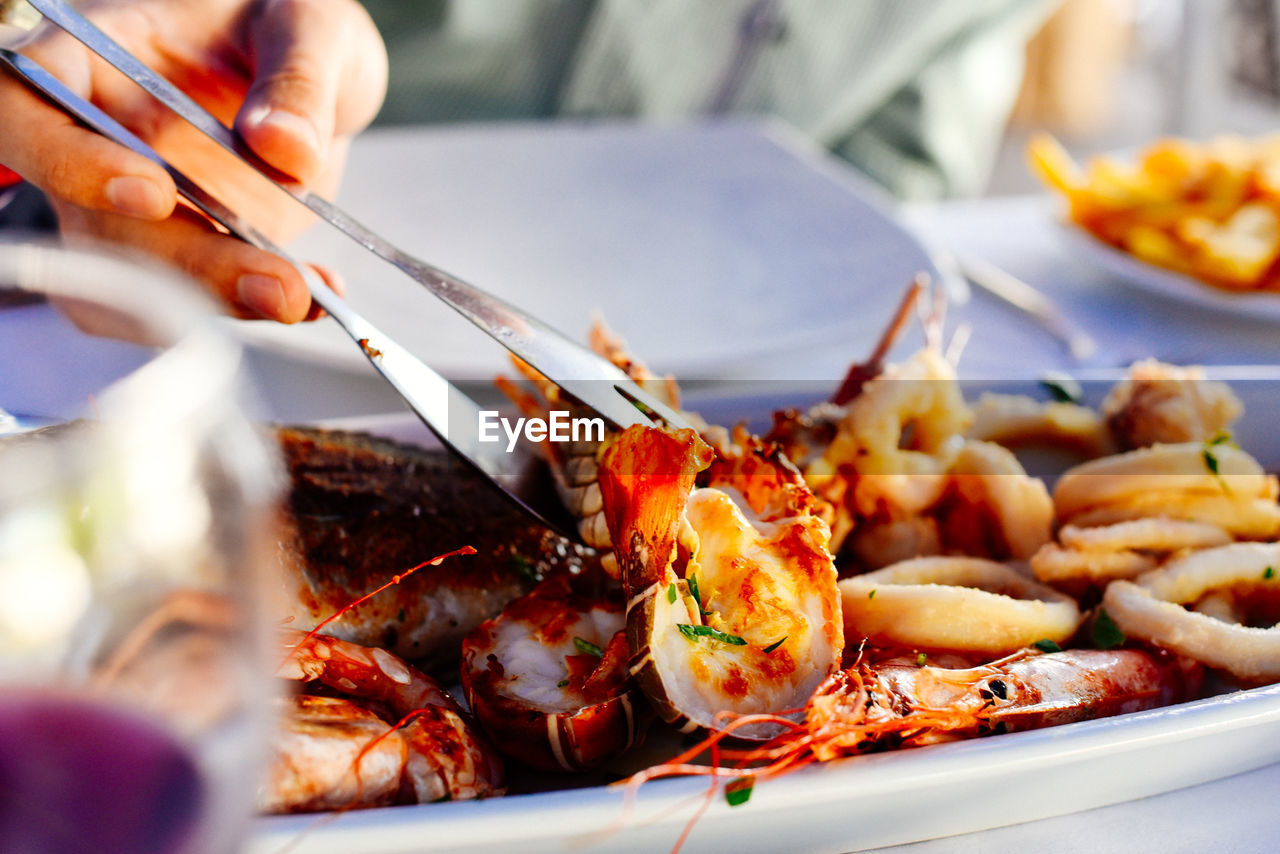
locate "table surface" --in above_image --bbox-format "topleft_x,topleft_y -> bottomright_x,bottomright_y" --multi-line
2,120 -> 1277,853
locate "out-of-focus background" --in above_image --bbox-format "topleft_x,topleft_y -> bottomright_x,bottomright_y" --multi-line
355,0 -> 1280,201
991,0 -> 1280,193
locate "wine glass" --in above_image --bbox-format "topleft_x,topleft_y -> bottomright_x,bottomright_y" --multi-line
0,240 -> 280,854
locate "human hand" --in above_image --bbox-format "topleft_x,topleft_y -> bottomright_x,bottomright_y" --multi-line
0,0 -> 387,322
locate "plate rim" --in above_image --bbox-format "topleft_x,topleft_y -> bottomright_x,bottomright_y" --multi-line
1060,224 -> 1280,322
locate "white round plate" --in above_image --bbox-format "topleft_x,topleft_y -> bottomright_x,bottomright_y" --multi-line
1061,225 -> 1280,322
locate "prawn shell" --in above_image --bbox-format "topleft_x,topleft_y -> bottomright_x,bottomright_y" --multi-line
460,580 -> 648,772
462,662 -> 645,773
599,426 -> 714,734
604,428 -> 844,739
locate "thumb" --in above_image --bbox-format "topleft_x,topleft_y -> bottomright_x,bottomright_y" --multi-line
234,0 -> 349,183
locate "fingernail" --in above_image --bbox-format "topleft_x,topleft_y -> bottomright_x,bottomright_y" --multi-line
104,176 -> 167,218
236,273 -> 287,320
245,105 -> 322,156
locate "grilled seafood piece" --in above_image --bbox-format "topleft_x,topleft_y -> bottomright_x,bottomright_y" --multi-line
599,425 -> 844,738
802,647 -> 1202,758
838,557 -> 1082,656
263,629 -> 504,813
499,320 -> 683,563
274,427 -> 595,669
1032,440 -> 1280,590
1102,359 -> 1242,450
461,573 -> 645,772
1103,542 -> 1280,684
771,347 -> 1053,569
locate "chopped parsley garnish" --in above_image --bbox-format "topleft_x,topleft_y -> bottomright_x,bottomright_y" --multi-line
1265,566 -> 1276,581
573,637 -> 603,657
1039,373 -> 1083,404
397,607 -> 406,623
1032,638 -> 1063,653
667,582 -> 677,603
916,652 -> 927,667
1203,431 -> 1237,489
763,637 -> 787,654
556,679 -> 570,688
677,624 -> 747,645
687,574 -> 711,618
725,778 -> 753,807
868,589 -> 876,600
1091,609 -> 1126,650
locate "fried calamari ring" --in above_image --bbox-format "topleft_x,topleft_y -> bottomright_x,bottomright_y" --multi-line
840,557 -> 1081,655
1055,443 -> 1277,523
1065,493 -> 1280,540
1103,542 -> 1280,683
966,392 -> 1113,458
1031,543 -> 1157,585
1058,518 -> 1232,553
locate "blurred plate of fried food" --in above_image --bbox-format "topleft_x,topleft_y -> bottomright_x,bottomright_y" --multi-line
1030,133 -> 1280,321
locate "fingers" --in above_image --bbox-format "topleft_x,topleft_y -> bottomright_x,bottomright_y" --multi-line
236,0 -> 387,182
303,263 -> 345,322
0,62 -> 176,220
55,200 -> 316,323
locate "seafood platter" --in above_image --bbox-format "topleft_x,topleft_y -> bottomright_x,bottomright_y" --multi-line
250,281 -> 1280,853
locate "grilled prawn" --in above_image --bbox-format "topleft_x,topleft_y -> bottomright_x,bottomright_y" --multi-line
803,648 -> 1201,758
632,648 -> 1203,803
461,573 -> 645,772
262,629 -> 504,813
599,425 -> 844,738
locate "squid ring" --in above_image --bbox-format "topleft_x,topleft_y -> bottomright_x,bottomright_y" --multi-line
1058,518 -> 1232,554
839,557 -> 1082,655
1031,543 -> 1157,585
1103,542 -> 1280,683
1054,443 -> 1276,522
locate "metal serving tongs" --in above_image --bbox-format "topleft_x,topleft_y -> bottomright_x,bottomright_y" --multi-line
3,11 -> 685,536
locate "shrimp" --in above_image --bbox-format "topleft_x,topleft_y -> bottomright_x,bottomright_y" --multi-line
801,647 -> 1202,758
262,629 -> 505,813
631,647 -> 1202,800
461,572 -> 645,772
598,425 -> 844,739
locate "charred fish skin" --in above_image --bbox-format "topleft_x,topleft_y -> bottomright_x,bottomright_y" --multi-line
274,427 -> 597,670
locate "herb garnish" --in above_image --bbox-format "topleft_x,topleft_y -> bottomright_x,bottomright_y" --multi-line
1040,373 -> 1083,404
667,582 -> 677,603
725,778 -> 753,807
1202,431 -> 1237,489
1265,566 -> 1276,581
916,652 -> 927,667
688,574 -> 711,618
677,624 -> 747,645
1032,638 -> 1063,653
397,607 -> 406,623
556,679 -> 570,688
763,637 -> 787,654
1091,609 -> 1126,650
868,589 -> 876,600
573,637 -> 603,657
